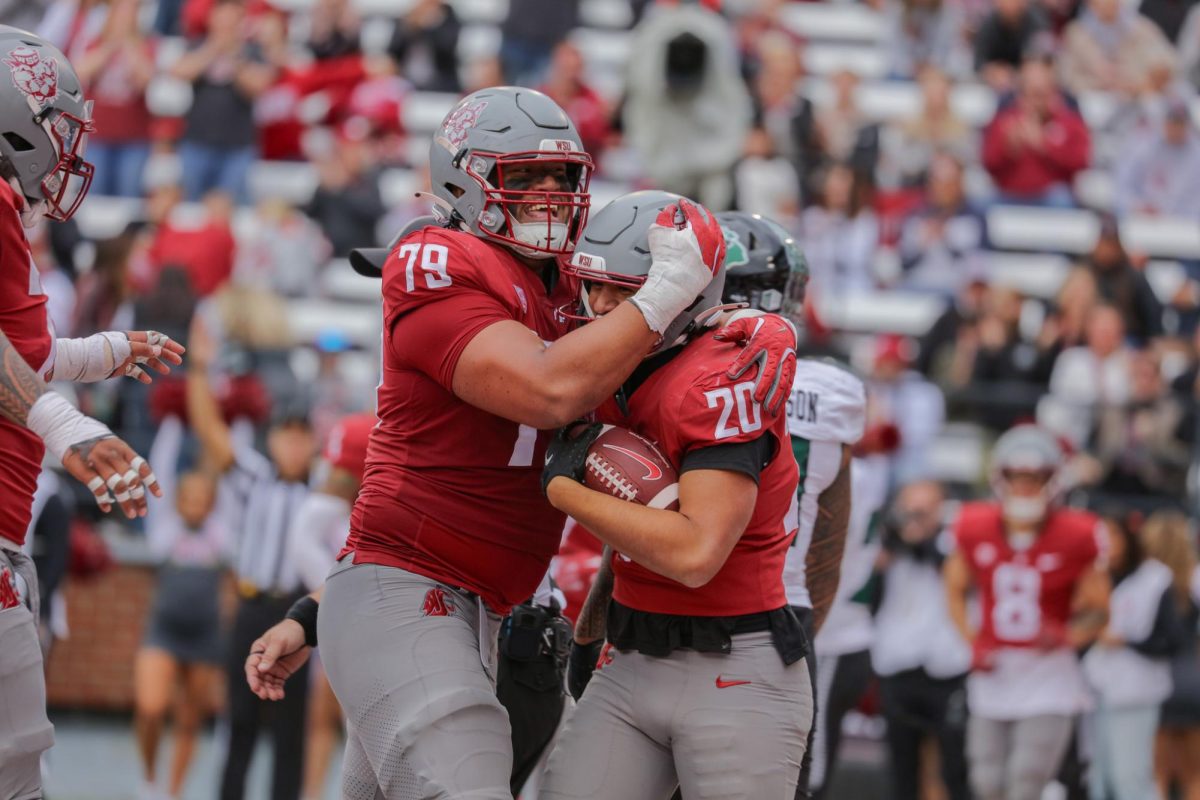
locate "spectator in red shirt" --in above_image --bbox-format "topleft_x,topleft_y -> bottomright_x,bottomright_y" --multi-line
146,189 -> 237,298
982,57 -> 1091,207
74,0 -> 155,198
540,41 -> 612,159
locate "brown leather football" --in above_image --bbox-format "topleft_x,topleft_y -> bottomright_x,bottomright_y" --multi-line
584,425 -> 680,510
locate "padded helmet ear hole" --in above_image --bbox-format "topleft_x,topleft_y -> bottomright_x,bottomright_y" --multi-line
443,182 -> 465,198
2,132 -> 32,152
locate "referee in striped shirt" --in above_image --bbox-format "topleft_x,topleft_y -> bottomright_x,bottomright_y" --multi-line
187,319 -> 316,800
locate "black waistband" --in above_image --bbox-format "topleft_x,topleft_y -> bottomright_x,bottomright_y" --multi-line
607,600 -> 809,665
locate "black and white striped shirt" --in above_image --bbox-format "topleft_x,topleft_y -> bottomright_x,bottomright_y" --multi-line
223,443 -> 310,595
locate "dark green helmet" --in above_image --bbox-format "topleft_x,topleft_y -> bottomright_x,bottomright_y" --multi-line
715,211 -> 809,322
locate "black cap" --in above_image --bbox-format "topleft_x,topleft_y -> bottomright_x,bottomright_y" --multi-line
349,214 -> 443,278
270,400 -> 312,430
349,247 -> 389,278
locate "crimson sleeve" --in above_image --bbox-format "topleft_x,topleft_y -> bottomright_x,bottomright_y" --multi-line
389,290 -> 514,391
981,115 -> 1015,174
673,375 -> 774,457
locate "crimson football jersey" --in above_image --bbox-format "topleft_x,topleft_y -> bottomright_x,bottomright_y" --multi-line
955,501 -> 1103,653
323,412 -> 376,483
343,225 -> 577,613
0,181 -> 54,548
598,327 -> 798,617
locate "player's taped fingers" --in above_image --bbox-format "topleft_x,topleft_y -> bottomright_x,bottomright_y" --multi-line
99,451 -> 145,517
131,455 -> 160,494
86,475 -> 114,508
85,474 -> 113,503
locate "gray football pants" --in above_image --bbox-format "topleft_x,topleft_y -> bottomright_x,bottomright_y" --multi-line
0,545 -> 54,800
318,558 -> 512,800
967,713 -> 1075,800
540,631 -> 813,800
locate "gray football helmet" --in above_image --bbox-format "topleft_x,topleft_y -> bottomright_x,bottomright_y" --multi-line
428,86 -> 592,259
990,424 -> 1067,525
564,190 -> 727,352
0,26 -> 94,221
716,211 -> 809,323
992,424 -> 1064,476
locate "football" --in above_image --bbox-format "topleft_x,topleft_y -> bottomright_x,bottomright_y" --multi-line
584,425 -> 680,510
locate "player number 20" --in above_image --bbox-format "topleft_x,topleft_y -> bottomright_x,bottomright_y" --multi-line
704,381 -> 762,440
398,243 -> 452,291
991,564 -> 1042,641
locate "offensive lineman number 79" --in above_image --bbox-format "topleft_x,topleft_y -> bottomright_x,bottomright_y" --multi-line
394,243 -> 538,466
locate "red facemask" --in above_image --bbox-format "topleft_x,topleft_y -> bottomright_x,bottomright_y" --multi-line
39,105 -> 94,222
465,150 -> 593,256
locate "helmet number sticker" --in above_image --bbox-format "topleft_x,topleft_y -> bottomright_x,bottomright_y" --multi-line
397,243 -> 452,292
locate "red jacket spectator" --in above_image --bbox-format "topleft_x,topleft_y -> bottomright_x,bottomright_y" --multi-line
144,194 -> 237,298
540,42 -> 611,158
982,60 -> 1090,202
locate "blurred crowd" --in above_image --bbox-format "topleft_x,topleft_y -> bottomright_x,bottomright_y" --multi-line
6,0 -> 1200,797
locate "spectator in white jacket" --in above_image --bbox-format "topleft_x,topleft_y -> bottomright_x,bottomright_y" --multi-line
623,1 -> 752,209
1041,304 -> 1133,447
1084,514 -> 1186,800
873,480 -> 972,800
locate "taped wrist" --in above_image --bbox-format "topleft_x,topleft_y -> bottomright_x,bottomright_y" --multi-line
285,595 -> 320,648
26,392 -> 115,462
54,332 -> 131,382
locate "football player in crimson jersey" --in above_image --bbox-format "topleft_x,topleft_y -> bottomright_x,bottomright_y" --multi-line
243,87 -> 794,800
0,27 -> 186,796
538,191 -> 811,800
943,425 -> 1110,800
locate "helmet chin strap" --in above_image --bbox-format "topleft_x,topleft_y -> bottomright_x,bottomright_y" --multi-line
509,219 -> 568,258
1002,495 -> 1048,536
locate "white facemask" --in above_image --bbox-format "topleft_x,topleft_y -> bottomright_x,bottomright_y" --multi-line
1002,495 -> 1047,527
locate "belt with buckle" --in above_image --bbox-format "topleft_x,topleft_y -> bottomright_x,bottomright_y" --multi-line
237,580 -> 292,602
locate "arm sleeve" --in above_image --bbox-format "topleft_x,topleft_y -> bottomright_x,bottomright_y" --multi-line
680,432 -> 776,484
1129,587 -> 1187,657
981,116 -> 1015,174
390,290 -> 516,391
